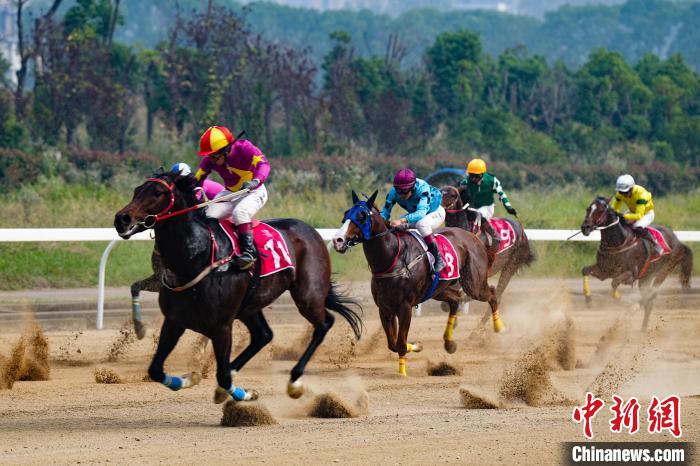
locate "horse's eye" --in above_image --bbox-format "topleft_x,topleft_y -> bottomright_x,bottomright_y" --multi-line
357,211 -> 367,222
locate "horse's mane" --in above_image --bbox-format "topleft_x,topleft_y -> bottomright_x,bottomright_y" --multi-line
150,170 -> 200,209
593,195 -> 628,225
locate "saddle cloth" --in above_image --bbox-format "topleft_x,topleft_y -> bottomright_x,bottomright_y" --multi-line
407,230 -> 460,280
219,219 -> 295,277
488,218 -> 517,253
647,227 -> 671,256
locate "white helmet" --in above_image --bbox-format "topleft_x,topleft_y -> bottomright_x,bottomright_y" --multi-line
615,174 -> 635,193
171,162 -> 192,177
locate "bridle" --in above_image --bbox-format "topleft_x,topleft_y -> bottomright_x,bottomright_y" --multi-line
586,201 -> 621,232
141,177 -> 177,228
342,203 -> 394,249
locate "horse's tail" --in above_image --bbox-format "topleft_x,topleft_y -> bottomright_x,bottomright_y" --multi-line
325,281 -> 364,340
513,222 -> 535,269
679,243 -> 693,290
522,236 -> 536,267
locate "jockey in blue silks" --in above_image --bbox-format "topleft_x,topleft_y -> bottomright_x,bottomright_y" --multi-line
380,168 -> 446,272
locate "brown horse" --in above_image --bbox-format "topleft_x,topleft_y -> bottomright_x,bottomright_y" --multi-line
332,191 -> 502,376
114,171 -> 363,404
441,185 -> 535,311
580,196 -> 692,329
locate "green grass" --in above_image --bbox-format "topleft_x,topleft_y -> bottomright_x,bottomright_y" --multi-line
0,181 -> 698,289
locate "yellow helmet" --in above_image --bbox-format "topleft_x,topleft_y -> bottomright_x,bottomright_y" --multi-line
467,158 -> 487,175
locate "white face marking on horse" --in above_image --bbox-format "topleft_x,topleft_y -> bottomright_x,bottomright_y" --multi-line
332,219 -> 351,251
590,204 -> 597,214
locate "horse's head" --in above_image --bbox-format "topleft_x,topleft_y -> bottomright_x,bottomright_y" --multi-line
581,196 -> 614,236
440,185 -> 463,210
114,171 -> 197,239
332,190 -> 381,253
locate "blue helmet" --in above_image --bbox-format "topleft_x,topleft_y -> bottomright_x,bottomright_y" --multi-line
170,162 -> 192,177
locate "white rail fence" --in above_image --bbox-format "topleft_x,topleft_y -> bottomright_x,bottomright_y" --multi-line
1,228 -> 699,330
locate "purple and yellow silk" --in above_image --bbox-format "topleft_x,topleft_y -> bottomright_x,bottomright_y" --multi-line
195,139 -> 270,191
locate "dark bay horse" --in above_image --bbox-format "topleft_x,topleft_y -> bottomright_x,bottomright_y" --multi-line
441,185 -> 534,307
332,191 -> 502,376
580,196 -> 692,329
114,172 -> 363,403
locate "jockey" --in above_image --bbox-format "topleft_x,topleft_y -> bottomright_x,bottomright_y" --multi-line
193,126 -> 270,270
611,174 -> 663,255
381,168 -> 446,273
458,158 -> 516,261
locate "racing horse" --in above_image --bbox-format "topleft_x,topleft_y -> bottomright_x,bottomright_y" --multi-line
332,191 -> 502,376
115,171 -> 363,403
441,185 -> 535,322
580,196 -> 692,330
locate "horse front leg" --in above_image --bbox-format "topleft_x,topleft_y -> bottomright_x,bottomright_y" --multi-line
148,319 -> 200,391
395,306 -> 413,377
211,324 -> 259,404
581,264 -> 605,306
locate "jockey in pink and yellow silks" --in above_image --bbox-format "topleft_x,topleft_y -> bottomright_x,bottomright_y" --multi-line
193,126 -> 271,270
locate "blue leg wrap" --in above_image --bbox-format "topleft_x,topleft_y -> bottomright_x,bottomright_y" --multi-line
227,385 -> 247,401
163,374 -> 183,391
132,298 -> 142,322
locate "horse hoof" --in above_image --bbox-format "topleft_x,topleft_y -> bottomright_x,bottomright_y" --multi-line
585,296 -> 592,307
444,340 -> 457,354
409,342 -> 423,353
441,302 -> 450,312
244,389 -> 260,401
134,321 -> 146,340
185,372 -> 201,388
214,387 -> 228,404
493,318 -> 505,333
287,379 -> 304,399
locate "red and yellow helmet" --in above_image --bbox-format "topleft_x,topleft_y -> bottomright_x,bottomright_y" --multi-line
198,126 -> 234,156
466,158 -> 487,175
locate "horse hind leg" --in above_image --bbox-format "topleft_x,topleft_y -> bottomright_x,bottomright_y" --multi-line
443,301 -> 459,354
130,273 -> 160,340
287,309 -> 334,398
148,319 -> 200,392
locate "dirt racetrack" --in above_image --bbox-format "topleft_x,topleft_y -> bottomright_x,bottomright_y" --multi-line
1,278 -> 698,465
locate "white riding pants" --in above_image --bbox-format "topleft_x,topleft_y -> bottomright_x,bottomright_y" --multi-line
632,210 -> 654,229
206,185 -> 268,225
411,206 -> 446,237
477,204 -> 495,221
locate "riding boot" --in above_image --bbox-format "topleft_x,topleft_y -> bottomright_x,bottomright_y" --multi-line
481,220 -> 499,267
637,227 -> 663,256
236,232 -> 257,270
428,242 -> 445,274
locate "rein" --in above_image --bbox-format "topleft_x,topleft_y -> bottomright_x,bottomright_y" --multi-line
141,177 -> 249,228
137,178 -> 251,292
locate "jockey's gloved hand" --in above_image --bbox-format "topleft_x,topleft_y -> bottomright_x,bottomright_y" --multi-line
242,179 -> 260,190
506,205 -> 517,216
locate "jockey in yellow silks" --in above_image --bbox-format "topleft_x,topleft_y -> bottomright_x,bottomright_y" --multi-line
611,174 -> 663,255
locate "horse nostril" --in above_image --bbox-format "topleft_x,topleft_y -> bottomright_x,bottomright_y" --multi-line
120,214 -> 131,226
